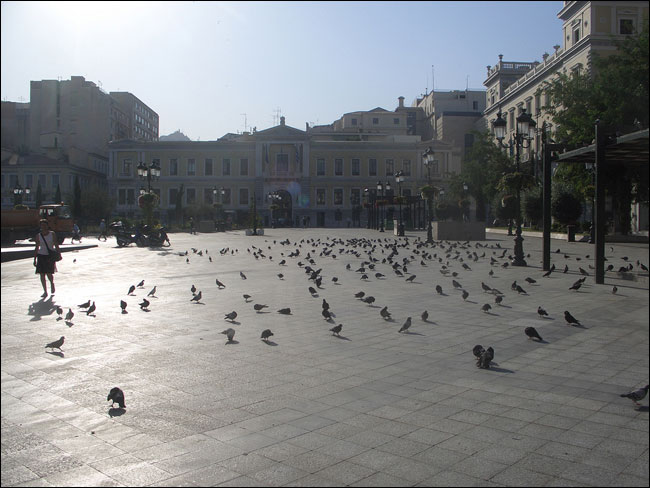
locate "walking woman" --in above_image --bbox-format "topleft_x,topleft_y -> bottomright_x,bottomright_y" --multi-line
34,219 -> 61,298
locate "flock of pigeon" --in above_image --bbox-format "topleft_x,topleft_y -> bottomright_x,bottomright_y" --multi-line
44,236 -> 648,411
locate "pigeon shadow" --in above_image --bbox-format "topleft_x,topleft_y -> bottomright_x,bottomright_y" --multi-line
402,331 -> 425,336
225,340 -> 240,345
192,302 -> 206,305
46,351 -> 64,357
226,320 -> 240,325
256,311 -> 271,314
497,304 -> 512,309
262,340 -> 278,346
465,300 -> 478,304
484,366 -> 515,374
140,309 -> 151,313
483,311 -> 499,316
334,335 -> 351,341
540,316 -> 556,321
108,407 -> 126,417
635,406 -> 649,413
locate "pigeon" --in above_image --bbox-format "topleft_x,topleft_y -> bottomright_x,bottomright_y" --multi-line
137,280 -> 145,288
120,300 -> 128,313
107,387 -> 125,409
128,285 -> 135,295
191,291 -> 202,302
332,277 -> 339,283
221,328 -> 236,342
461,289 -> 469,301
215,279 -> 226,289
472,344 -> 485,361
435,285 -> 443,295
308,286 -> 317,295
569,281 -> 582,291
542,265 -> 555,277
564,310 -> 581,326
261,329 -> 274,341
537,306 -> 548,317
243,294 -> 252,302
78,300 -> 91,309
254,304 -> 268,312
421,310 -> 429,322
277,308 -> 291,315
494,295 -> 503,305
380,306 -> 391,320
612,286 -> 617,294
45,336 -> 65,351
405,274 -> 416,283
322,309 -> 332,320
579,267 -> 589,276
511,281 -> 518,291
354,291 -> 366,299
322,299 -> 330,311
477,347 -> 494,369
375,273 -> 385,279
563,264 -> 569,273
360,274 -> 369,280
515,285 -> 527,295
363,295 -> 375,305
56,306 -> 63,319
481,303 -> 492,313
277,273 -> 284,280
330,323 -> 343,336
86,301 -> 96,315
525,326 -> 543,341
452,280 -> 462,289
240,271 -> 247,280
65,308 -> 74,321
398,317 -> 412,333
481,282 -> 491,293
139,298 -> 150,310
191,284 -> 197,294
224,311 -> 237,321
525,277 -> 536,284
147,286 -> 157,297
620,385 -> 649,406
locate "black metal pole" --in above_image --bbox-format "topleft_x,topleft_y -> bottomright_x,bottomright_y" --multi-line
542,132 -> 552,271
594,121 -> 606,284
512,136 -> 526,266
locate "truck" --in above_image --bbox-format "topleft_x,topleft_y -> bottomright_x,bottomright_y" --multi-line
1,204 -> 73,245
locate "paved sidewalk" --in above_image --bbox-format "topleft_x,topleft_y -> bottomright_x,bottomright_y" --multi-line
2,229 -> 648,487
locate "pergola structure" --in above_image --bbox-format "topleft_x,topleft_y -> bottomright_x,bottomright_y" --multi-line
542,125 -> 649,284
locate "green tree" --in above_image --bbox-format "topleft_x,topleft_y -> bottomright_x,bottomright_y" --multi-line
80,185 -> 116,223
551,182 -> 583,228
175,184 -> 185,226
54,183 -> 62,204
522,186 -> 544,229
35,182 -> 43,208
460,130 -> 515,222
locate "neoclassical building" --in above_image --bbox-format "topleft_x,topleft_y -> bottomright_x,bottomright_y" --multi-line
107,110 -> 461,227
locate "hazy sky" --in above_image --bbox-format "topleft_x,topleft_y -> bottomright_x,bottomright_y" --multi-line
1,1 -> 563,140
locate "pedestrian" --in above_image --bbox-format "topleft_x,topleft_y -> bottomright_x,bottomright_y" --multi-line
72,221 -> 81,243
34,219 -> 61,298
302,216 -> 306,228
98,219 -> 107,241
189,217 -> 195,235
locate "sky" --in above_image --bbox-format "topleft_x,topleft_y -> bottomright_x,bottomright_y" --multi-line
1,1 -> 563,141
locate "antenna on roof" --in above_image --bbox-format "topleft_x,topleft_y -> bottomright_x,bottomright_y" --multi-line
241,113 -> 248,132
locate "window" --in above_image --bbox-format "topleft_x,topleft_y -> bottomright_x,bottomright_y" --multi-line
25,174 -> 33,190
317,159 -> 325,176
508,111 -> 514,131
619,18 -> 635,35
277,154 -> 289,173
335,158 -> 343,176
204,188 -> 214,204
351,158 -> 360,176
118,189 -> 126,205
38,174 -> 47,189
169,188 -> 178,207
240,158 -> 249,176
223,158 -> 231,176
402,160 -> 411,176
369,158 -> 377,176
316,188 -> 326,205
222,188 -> 231,204
473,101 -> 478,110
333,188 -> 343,205
186,188 -> 196,205
127,189 -> 135,205
372,117 -> 379,125
385,159 -> 394,176
393,118 -> 399,125
350,188 -> 361,206
572,24 -> 580,44
169,159 -> 178,176
526,99 -> 532,115
403,188 -> 412,198
464,133 -> 475,148
205,158 -> 213,176
535,94 -> 541,114
239,188 -> 249,205
351,118 -> 357,126
51,174 -> 60,191
121,159 -> 132,176
187,158 -> 196,176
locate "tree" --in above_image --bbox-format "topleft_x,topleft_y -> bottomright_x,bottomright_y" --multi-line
54,184 -> 62,204
80,185 -> 116,222
551,182 -> 583,228
460,131 -> 515,222
522,186 -> 544,229
35,182 -> 43,208
72,176 -> 82,220
175,184 -> 185,226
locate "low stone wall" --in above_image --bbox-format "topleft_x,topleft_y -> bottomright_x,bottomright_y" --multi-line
432,221 -> 486,241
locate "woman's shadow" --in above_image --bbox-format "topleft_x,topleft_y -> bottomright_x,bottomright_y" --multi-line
28,296 -> 57,322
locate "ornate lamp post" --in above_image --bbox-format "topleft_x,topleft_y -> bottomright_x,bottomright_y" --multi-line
376,181 -> 391,232
267,191 -> 282,227
492,108 -> 536,266
13,183 -> 31,206
137,160 -> 161,193
422,147 -> 437,243
364,188 -> 371,229
213,186 -> 225,228
394,170 -> 405,236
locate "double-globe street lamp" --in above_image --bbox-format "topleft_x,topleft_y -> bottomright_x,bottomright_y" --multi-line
492,108 -> 536,267
376,180 -> 391,232
213,186 -> 225,229
13,183 -> 31,206
422,147 -> 437,243
137,161 -> 161,194
394,171 -> 405,236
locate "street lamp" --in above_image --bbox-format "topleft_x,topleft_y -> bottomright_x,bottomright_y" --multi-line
492,108 -> 536,266
267,191 -> 282,227
137,160 -> 161,193
377,181 -> 391,232
422,147 -> 437,243
213,186 -> 225,227
395,170 -> 405,236
462,182 -> 469,222
13,183 -> 31,206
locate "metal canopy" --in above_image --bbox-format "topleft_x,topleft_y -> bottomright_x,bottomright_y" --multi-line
555,128 -> 649,165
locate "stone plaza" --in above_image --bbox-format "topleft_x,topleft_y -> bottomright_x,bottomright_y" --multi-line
1,228 -> 648,487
